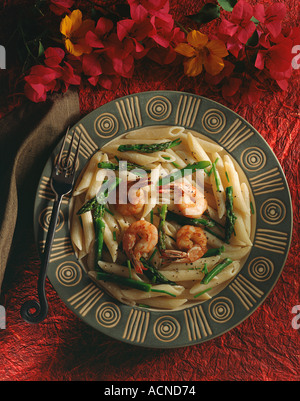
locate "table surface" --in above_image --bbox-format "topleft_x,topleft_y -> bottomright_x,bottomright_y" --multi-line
0,0 -> 299,381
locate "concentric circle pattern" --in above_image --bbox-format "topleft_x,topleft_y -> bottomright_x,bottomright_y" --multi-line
146,96 -> 172,121
209,297 -> 234,323
241,147 -> 267,171
39,206 -> 64,232
56,261 -> 82,287
248,257 -> 274,282
260,198 -> 286,225
95,302 -> 121,328
202,109 -> 226,134
94,113 -> 119,138
54,150 -> 80,174
153,316 -> 181,342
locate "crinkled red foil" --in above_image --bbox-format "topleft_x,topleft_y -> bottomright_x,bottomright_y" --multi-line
0,0 -> 299,382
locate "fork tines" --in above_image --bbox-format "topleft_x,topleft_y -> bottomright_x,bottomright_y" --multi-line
54,127 -> 81,177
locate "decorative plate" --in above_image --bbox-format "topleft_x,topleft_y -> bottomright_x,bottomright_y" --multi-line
33,91 -> 292,348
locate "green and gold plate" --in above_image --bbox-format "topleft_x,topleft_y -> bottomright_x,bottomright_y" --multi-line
33,91 -> 292,348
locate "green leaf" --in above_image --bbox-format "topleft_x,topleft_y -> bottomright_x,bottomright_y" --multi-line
246,30 -> 259,47
251,16 -> 260,25
217,0 -> 238,12
37,40 -> 44,57
188,3 -> 220,25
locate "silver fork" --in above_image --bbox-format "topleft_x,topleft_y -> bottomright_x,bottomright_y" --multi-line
20,127 -> 81,324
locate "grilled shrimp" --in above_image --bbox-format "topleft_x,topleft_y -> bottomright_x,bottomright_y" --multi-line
160,181 -> 207,218
115,182 -> 146,216
123,220 -> 158,273
163,225 -> 208,263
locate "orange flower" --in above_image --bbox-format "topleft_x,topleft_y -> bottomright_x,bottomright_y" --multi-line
175,30 -> 228,77
60,10 -> 95,57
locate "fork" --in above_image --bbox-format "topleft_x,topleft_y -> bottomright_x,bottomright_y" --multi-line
20,127 -> 81,324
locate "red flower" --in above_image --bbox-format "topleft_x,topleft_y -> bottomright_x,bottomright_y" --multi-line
24,47 -> 81,102
146,26 -> 185,65
128,0 -> 170,21
85,17 -> 114,49
219,0 -> 256,56
49,0 -> 75,16
24,65 -> 61,102
254,3 -> 286,39
117,18 -> 153,55
255,38 -> 293,89
107,34 -> 135,78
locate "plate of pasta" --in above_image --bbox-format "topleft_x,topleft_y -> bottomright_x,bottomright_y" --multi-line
34,91 -> 292,348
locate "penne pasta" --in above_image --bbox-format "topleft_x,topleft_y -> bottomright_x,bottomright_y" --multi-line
189,261 -> 240,294
73,150 -> 104,196
71,126 -> 253,311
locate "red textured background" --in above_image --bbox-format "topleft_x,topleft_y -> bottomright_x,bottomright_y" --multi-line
0,0 -> 299,381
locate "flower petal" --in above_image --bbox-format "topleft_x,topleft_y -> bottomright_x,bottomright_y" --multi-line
187,30 -> 208,48
65,38 -> 91,56
204,54 -> 225,76
184,55 -> 203,77
60,14 -> 73,37
69,10 -> 83,33
175,43 -> 196,57
73,19 -> 95,39
206,40 -> 228,58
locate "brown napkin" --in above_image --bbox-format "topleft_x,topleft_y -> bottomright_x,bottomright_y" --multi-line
0,89 -> 80,292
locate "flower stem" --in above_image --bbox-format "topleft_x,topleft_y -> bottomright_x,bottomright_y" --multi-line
174,20 -> 189,35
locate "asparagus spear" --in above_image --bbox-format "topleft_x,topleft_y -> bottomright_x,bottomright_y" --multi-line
224,186 -> 237,244
140,257 -> 176,285
158,160 -> 211,187
202,258 -> 233,284
158,204 -> 168,252
117,138 -> 181,153
97,270 -> 176,295
167,210 -> 215,228
93,204 -> 105,268
76,177 -> 121,215
98,161 -> 151,173
201,246 -> 225,258
97,271 -> 152,292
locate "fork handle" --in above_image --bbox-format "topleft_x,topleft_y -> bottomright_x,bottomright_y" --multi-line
20,196 -> 63,324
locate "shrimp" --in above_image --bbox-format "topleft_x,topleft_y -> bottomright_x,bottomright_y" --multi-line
115,182 -> 146,216
163,225 -> 207,263
160,181 -> 207,218
123,220 -> 158,273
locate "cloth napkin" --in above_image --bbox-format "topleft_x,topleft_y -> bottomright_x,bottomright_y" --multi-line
0,89 -> 80,292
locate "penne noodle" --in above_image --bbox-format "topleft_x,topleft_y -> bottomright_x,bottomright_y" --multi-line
241,182 -> 251,236
179,288 -> 212,301
86,153 -> 109,199
186,132 -> 211,162
224,161 -> 249,215
190,261 -> 240,294
102,215 -> 119,262
161,256 -> 220,271
232,211 -> 252,246
120,284 -> 185,300
161,269 -> 205,282
73,150 -> 104,196
136,297 -> 188,310
212,152 -> 229,189
98,261 -> 141,281
81,211 -> 94,254
209,162 -> 226,219
70,196 -> 84,251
